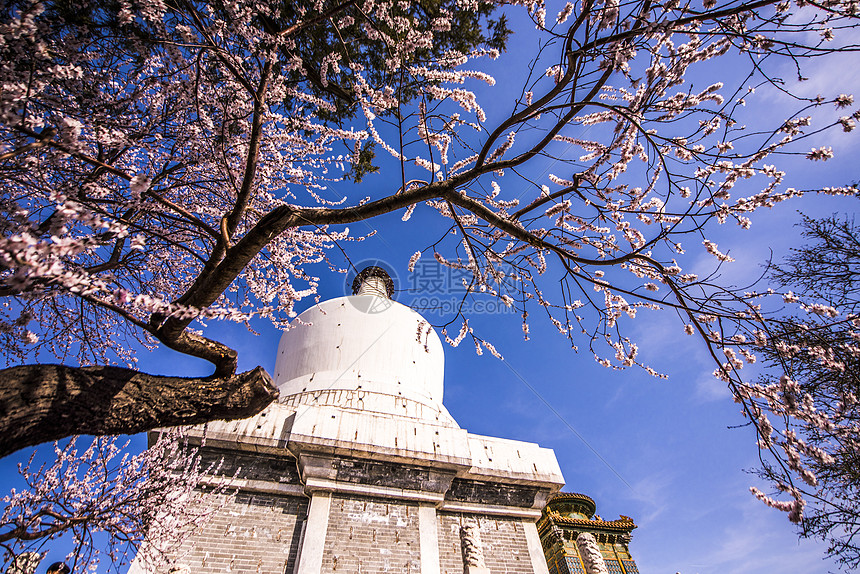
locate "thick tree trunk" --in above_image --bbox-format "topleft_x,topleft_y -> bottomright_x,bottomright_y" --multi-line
0,364 -> 279,458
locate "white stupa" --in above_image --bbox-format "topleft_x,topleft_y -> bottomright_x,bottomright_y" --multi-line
149,266 -> 564,574
273,266 -> 454,426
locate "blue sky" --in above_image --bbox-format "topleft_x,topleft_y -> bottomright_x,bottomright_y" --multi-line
3,2 -> 860,572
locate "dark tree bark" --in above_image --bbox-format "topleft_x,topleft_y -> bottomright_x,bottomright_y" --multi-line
0,364 -> 278,458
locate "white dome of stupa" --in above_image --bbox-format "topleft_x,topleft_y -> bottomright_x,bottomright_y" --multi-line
273,267 -> 454,423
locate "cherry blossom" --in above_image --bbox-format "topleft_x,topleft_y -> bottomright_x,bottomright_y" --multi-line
0,0 -> 858,557
0,430 -> 229,572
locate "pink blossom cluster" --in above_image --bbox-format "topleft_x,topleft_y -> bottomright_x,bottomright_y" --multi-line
0,431 -> 231,571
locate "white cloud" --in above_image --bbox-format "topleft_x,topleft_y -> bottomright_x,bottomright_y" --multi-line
633,472 -> 829,574
693,370 -> 730,403
688,498 -> 827,574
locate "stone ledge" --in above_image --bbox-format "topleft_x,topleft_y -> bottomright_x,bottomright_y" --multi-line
439,500 -> 544,519
303,476 -> 446,504
198,475 -> 305,497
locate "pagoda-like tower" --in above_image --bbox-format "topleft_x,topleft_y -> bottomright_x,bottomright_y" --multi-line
537,492 -> 639,574
144,267 -> 566,573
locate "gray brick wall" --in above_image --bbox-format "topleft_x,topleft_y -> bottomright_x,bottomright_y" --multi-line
321,494 -> 421,573
438,511 -> 465,574
438,512 -> 536,574
173,491 -> 307,574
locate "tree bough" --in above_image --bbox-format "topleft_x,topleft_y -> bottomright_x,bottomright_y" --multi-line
0,364 -> 278,458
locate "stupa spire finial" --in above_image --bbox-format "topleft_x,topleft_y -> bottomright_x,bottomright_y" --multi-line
351,265 -> 395,299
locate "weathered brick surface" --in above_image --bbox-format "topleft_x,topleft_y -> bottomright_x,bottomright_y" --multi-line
330,457 -> 453,493
321,494 -> 421,573
438,512 -> 536,574
446,478 -> 540,508
199,448 -> 302,484
173,491 -> 307,574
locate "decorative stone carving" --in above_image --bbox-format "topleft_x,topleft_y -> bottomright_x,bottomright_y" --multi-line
460,521 -> 490,573
576,532 -> 609,574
